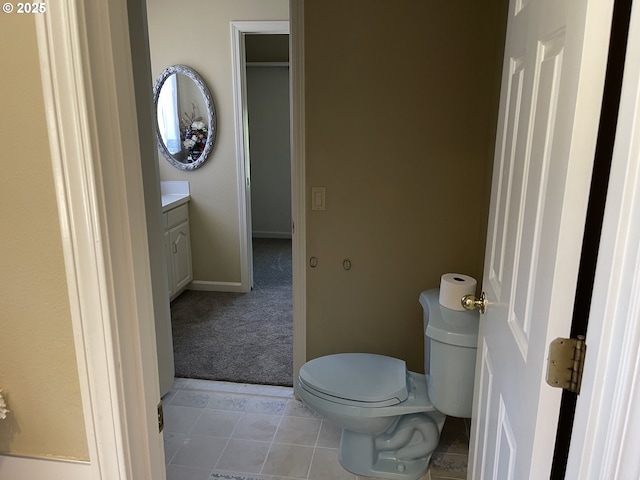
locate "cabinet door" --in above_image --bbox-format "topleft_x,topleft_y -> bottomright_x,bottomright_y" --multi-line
163,230 -> 174,299
170,221 -> 192,292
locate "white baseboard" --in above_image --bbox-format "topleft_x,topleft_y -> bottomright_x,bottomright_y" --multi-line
252,231 -> 292,239
0,455 -> 90,480
188,280 -> 247,293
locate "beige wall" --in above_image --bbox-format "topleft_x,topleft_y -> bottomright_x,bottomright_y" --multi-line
304,1 -> 507,372
147,0 -> 507,373
0,14 -> 88,460
147,0 -> 289,283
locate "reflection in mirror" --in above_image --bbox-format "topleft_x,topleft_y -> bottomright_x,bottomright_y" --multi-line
153,65 -> 217,170
157,74 -> 181,154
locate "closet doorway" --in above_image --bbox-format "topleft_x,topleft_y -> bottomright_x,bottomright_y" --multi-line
231,22 -> 291,290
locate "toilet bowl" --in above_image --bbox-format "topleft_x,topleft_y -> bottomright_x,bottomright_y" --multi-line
296,288 -> 479,480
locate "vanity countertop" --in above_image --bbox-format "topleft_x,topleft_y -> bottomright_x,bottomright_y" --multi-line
161,181 -> 190,212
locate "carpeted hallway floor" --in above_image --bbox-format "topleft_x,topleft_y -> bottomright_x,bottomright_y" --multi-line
170,238 -> 293,386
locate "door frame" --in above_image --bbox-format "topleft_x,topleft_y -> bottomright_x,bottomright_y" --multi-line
33,0 -> 637,478
230,20 -> 291,293
565,0 -> 640,476
230,16 -> 307,386
35,0 -> 165,478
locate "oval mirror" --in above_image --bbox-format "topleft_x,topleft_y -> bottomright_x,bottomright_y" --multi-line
153,65 -> 217,170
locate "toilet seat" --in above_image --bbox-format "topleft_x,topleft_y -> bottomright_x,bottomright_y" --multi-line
298,353 -> 408,407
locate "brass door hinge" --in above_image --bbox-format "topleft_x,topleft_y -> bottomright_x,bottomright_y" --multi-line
546,336 -> 586,394
157,401 -> 164,433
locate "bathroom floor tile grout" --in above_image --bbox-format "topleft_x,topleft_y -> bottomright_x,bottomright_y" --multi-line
211,406 -> 240,473
259,407 -> 286,477
164,378 -> 468,480
304,421 -> 326,480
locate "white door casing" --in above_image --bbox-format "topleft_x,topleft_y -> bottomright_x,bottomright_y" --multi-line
230,20 -> 290,293
565,1 -> 640,477
35,0 -> 166,478
468,0 -> 614,478
231,15 -> 308,383
290,0 -> 308,387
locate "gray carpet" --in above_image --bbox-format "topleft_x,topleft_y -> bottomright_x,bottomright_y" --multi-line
170,238 -> 293,386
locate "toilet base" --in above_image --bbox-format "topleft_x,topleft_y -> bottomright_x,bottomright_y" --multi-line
338,411 -> 446,480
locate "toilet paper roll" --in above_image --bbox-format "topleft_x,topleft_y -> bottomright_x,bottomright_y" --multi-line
439,273 -> 477,311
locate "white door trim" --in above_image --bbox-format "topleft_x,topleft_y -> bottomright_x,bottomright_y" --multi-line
35,1 -> 165,478
230,20 -> 290,293
230,15 -> 307,383
290,0 -> 307,387
566,1 -> 640,477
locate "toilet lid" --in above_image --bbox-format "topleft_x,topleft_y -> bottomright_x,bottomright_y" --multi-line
298,353 -> 408,406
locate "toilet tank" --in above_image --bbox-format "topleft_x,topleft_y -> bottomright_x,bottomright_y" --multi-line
419,289 -> 479,418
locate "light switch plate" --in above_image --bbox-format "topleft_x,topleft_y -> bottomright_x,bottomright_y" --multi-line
311,187 -> 326,210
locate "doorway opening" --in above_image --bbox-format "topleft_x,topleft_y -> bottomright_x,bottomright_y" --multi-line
244,32 -> 292,285
170,24 -> 294,387
230,22 -> 291,292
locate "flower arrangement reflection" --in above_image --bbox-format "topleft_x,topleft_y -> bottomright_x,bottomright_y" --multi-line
0,390 -> 8,420
181,103 -> 208,162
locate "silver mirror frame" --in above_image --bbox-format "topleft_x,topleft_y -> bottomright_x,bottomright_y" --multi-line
153,65 -> 217,171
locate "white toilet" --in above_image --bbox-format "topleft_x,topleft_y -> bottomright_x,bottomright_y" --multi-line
296,288 -> 479,480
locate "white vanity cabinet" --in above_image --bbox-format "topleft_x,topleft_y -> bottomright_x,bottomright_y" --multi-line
163,202 -> 192,300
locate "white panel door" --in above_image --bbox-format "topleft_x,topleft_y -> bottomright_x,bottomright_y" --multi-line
468,0 -> 614,478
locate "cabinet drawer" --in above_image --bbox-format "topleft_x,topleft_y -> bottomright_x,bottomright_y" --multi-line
165,203 -> 189,229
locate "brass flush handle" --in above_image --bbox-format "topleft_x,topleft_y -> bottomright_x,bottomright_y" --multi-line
461,292 -> 487,314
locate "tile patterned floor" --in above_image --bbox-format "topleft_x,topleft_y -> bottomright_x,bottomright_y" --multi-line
163,378 -> 470,480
